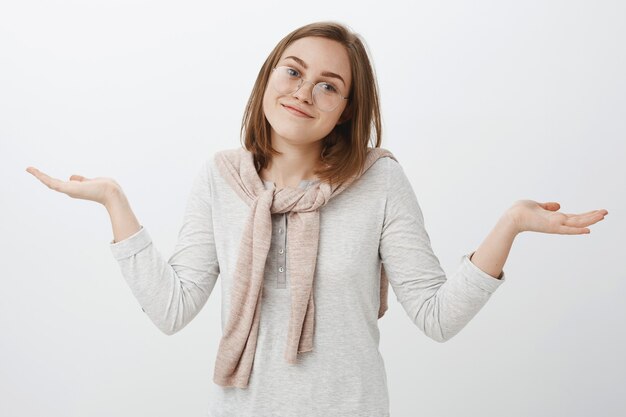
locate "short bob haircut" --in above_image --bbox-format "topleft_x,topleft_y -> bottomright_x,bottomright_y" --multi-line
241,21 -> 383,189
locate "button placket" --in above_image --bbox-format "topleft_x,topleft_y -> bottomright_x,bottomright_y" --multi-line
276,213 -> 287,289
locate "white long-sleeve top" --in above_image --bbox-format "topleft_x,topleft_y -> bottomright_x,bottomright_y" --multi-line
109,150 -> 506,417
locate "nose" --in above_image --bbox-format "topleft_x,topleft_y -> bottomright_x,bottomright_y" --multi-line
292,80 -> 314,104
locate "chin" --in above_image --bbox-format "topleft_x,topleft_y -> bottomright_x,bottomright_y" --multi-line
274,128 -> 315,143
266,115 -> 308,139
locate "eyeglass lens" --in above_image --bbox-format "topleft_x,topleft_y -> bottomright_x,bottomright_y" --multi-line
272,67 -> 342,112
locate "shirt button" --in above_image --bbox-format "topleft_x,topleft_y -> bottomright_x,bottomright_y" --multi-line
278,228 -> 283,234
279,266 -> 284,272
279,248 -> 284,254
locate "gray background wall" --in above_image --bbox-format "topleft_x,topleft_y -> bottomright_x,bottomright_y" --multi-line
2,0 -> 624,416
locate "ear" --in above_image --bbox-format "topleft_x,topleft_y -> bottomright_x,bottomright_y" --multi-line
336,100 -> 352,125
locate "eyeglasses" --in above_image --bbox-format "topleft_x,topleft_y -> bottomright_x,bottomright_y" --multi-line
270,66 -> 349,112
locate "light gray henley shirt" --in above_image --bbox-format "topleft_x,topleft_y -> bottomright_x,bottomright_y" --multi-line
109,150 -> 506,417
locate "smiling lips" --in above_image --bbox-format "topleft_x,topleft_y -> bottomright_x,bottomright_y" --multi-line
281,104 -> 313,118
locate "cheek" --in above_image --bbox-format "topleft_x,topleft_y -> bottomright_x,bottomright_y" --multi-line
323,109 -> 344,130
262,89 -> 273,115
262,90 -> 280,127
321,116 -> 339,131
312,115 -> 342,139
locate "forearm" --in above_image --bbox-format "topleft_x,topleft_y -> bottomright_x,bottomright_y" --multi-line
469,210 -> 519,279
105,187 -> 142,243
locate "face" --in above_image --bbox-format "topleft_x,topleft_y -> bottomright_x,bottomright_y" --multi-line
262,36 -> 352,149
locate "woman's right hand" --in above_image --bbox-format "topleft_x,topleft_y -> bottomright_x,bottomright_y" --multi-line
26,166 -> 122,207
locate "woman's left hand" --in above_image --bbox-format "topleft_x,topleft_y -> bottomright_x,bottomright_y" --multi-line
508,200 -> 608,235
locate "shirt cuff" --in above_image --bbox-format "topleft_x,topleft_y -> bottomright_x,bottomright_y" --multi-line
109,225 -> 151,261
459,251 -> 506,293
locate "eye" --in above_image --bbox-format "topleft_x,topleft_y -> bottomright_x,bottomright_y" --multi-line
285,67 -> 300,78
319,82 -> 338,93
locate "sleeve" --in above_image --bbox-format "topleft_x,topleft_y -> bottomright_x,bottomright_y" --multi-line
109,159 -> 220,335
378,158 -> 505,343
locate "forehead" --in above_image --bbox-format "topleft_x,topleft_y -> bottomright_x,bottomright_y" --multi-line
279,37 -> 350,77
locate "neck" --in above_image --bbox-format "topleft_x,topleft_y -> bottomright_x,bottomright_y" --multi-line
259,138 -> 323,189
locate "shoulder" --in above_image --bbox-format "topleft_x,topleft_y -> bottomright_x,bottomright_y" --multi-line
212,146 -> 250,166
368,150 -> 414,196
204,146 -> 246,174
339,148 -> 403,195
366,147 -> 403,183
213,146 -> 246,159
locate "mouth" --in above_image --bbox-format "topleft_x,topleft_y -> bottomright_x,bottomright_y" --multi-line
281,104 -> 313,118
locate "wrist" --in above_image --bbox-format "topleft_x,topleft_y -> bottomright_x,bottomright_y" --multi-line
502,208 -> 522,236
104,185 -> 126,210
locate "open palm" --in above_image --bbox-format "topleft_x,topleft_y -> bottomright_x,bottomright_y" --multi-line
509,200 -> 608,235
26,166 -> 120,206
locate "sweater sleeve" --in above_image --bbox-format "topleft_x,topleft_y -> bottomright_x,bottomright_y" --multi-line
109,160 -> 220,335
378,158 -> 505,343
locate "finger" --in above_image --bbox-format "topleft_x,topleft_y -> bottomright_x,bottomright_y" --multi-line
564,209 -> 598,217
27,167 -> 50,180
27,167 -> 52,184
29,169 -> 67,192
562,209 -> 609,218
26,166 -> 41,177
563,211 -> 606,227
557,225 -> 591,235
70,174 -> 86,181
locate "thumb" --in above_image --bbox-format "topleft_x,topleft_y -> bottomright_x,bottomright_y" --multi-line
69,174 -> 87,182
541,201 -> 560,211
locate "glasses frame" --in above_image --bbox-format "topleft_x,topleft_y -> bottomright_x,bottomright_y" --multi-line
270,66 -> 349,112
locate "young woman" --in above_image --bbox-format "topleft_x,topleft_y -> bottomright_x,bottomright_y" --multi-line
27,21 -> 607,417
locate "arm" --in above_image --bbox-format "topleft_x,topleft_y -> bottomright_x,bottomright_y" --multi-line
469,197 -> 609,279
378,159 -> 506,343
107,160 -> 220,335
468,213 -> 519,280
105,189 -> 142,244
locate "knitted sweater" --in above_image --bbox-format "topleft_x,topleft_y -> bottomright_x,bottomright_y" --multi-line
109,150 -> 506,417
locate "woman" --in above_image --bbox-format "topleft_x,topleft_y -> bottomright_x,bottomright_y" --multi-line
26,21 -> 607,417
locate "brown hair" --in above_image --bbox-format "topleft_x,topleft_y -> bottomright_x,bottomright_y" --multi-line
240,21 -> 383,188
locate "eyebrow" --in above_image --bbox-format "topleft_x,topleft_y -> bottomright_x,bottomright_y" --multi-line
283,55 -> 346,86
